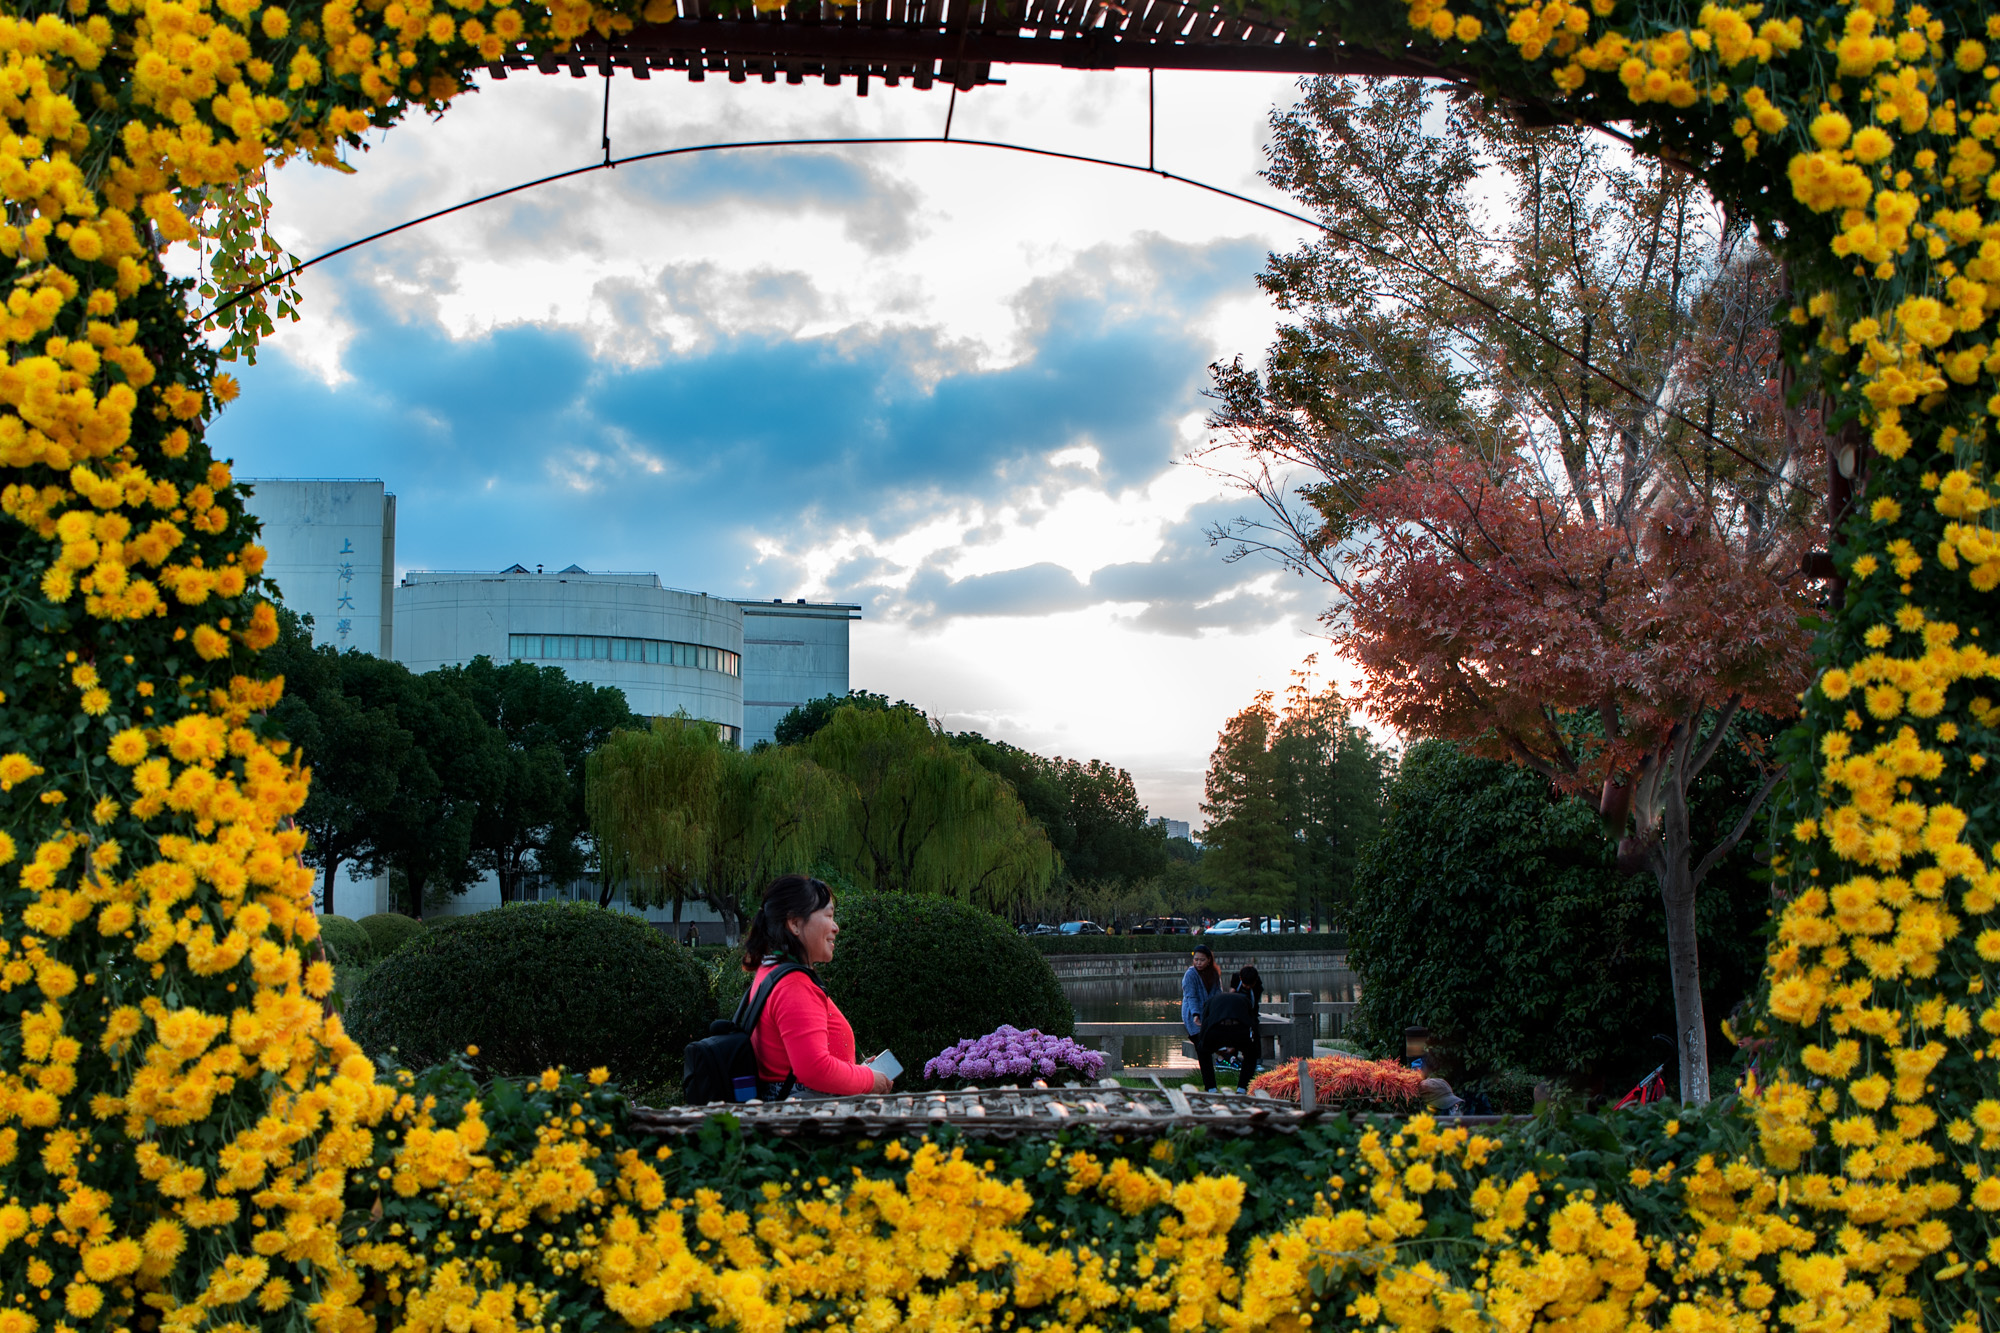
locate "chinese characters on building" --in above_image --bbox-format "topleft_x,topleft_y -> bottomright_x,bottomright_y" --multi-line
335,538 -> 356,641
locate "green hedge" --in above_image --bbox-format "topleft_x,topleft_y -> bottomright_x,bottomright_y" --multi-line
1027,932 -> 1347,955
318,914 -> 373,967
819,893 -> 1073,1084
358,912 -> 425,958
345,901 -> 712,1086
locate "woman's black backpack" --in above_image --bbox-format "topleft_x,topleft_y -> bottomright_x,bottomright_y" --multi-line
682,962 -> 811,1104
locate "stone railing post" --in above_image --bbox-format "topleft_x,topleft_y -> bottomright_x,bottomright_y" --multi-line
1287,991 -> 1315,1061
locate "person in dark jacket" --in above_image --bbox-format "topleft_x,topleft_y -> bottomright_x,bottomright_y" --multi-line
1193,977 -> 1261,1092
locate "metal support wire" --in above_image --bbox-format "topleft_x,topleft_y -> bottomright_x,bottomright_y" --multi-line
196,133 -> 1794,487
601,63 -> 614,166
1147,68 -> 1155,173
943,84 -> 958,141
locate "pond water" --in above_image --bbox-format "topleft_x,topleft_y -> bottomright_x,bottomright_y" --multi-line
1062,967 -> 1357,1070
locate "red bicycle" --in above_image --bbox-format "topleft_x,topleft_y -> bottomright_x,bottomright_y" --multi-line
1614,1063 -> 1669,1109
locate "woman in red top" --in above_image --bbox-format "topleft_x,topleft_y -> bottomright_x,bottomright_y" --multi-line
744,875 -> 893,1098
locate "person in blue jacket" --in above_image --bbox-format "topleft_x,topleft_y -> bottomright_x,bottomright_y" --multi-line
1182,943 -> 1221,1042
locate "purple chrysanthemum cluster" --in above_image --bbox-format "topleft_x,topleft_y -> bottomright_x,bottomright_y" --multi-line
924,1025 -> 1106,1083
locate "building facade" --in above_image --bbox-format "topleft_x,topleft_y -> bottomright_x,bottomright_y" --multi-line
395,567 -> 748,742
732,598 -> 863,748
242,479 -> 396,655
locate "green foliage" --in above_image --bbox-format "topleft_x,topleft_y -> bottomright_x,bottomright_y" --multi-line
346,902 -> 712,1085
817,892 -> 1073,1081
806,708 -> 1056,905
317,914 -> 373,967
953,735 -> 1170,888
1201,673 -> 1392,928
771,690 -> 912,747
587,715 -> 848,926
1274,669 -> 1390,927
1201,697 -> 1297,914
1347,740 -> 1768,1087
357,912 -> 425,959
262,610 -> 510,917
434,656 -> 637,903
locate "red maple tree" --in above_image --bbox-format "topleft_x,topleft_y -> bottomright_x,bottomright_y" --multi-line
1204,80 -> 1827,1100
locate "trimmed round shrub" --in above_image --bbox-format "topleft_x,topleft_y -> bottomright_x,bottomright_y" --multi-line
345,902 -> 712,1086
317,914 -> 372,967
358,912 -> 425,959
818,893 -> 1072,1085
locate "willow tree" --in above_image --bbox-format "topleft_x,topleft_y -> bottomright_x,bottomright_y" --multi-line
806,705 -> 1057,908
584,716 -> 724,916
586,716 -> 848,930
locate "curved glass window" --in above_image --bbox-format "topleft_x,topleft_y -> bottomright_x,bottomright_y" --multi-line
508,633 -> 740,677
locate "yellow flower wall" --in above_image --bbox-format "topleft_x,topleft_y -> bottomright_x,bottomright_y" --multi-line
0,0 -> 1995,1328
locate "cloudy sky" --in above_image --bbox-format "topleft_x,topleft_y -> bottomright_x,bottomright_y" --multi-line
201,64 -> 1349,822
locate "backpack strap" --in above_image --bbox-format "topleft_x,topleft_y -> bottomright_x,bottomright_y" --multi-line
735,961 -> 819,1101
734,960 -> 810,1032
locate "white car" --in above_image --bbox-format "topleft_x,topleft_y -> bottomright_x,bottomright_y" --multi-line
1205,918 -> 1258,935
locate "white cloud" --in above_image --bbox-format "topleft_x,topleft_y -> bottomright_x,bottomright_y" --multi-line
221,60 -> 1345,811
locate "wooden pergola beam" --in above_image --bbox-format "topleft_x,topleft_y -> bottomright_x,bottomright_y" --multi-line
486,3 -> 1448,90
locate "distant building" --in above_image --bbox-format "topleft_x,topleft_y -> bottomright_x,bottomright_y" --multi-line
1152,818 -> 1192,841
395,567 -> 748,744
242,479 -> 396,655
733,598 -> 863,748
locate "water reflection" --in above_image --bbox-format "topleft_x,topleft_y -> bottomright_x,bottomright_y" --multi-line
1062,967 -> 1358,1069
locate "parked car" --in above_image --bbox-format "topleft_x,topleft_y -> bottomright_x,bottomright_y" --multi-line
1058,920 -> 1107,936
1017,923 -> 1059,936
1130,916 -> 1192,935
1205,918 -> 1258,935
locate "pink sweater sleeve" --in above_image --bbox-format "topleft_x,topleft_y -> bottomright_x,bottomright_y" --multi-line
764,973 -> 876,1096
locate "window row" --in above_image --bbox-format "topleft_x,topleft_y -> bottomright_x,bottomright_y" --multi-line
508,633 -> 741,676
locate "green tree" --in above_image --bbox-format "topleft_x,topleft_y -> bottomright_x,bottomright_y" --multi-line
707,743 -> 850,926
1200,694 -> 1295,917
806,705 -> 1056,906
373,673 -> 503,919
771,690 -> 912,747
263,611 -> 413,918
950,732 -> 1071,852
585,716 -> 848,931
1049,758 -> 1169,886
952,734 -> 1168,902
1274,663 -> 1391,928
1347,739 -> 1769,1090
434,656 -> 636,903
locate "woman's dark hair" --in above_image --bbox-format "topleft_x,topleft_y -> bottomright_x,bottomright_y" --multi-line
742,874 -> 833,969
1191,942 -> 1220,989
1232,964 -> 1265,1005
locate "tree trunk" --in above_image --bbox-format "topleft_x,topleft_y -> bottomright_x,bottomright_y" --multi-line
1656,775 -> 1710,1104
322,852 -> 344,917
405,870 -> 426,920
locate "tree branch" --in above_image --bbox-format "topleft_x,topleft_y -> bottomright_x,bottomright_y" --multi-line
1692,765 -> 1783,888
1687,693 -> 1743,784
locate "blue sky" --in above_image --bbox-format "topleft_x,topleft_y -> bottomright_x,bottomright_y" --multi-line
199,68 -> 1339,819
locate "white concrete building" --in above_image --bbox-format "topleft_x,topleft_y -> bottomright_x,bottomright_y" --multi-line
242,479 -> 396,655
396,567 -> 747,743
733,598 -> 863,748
